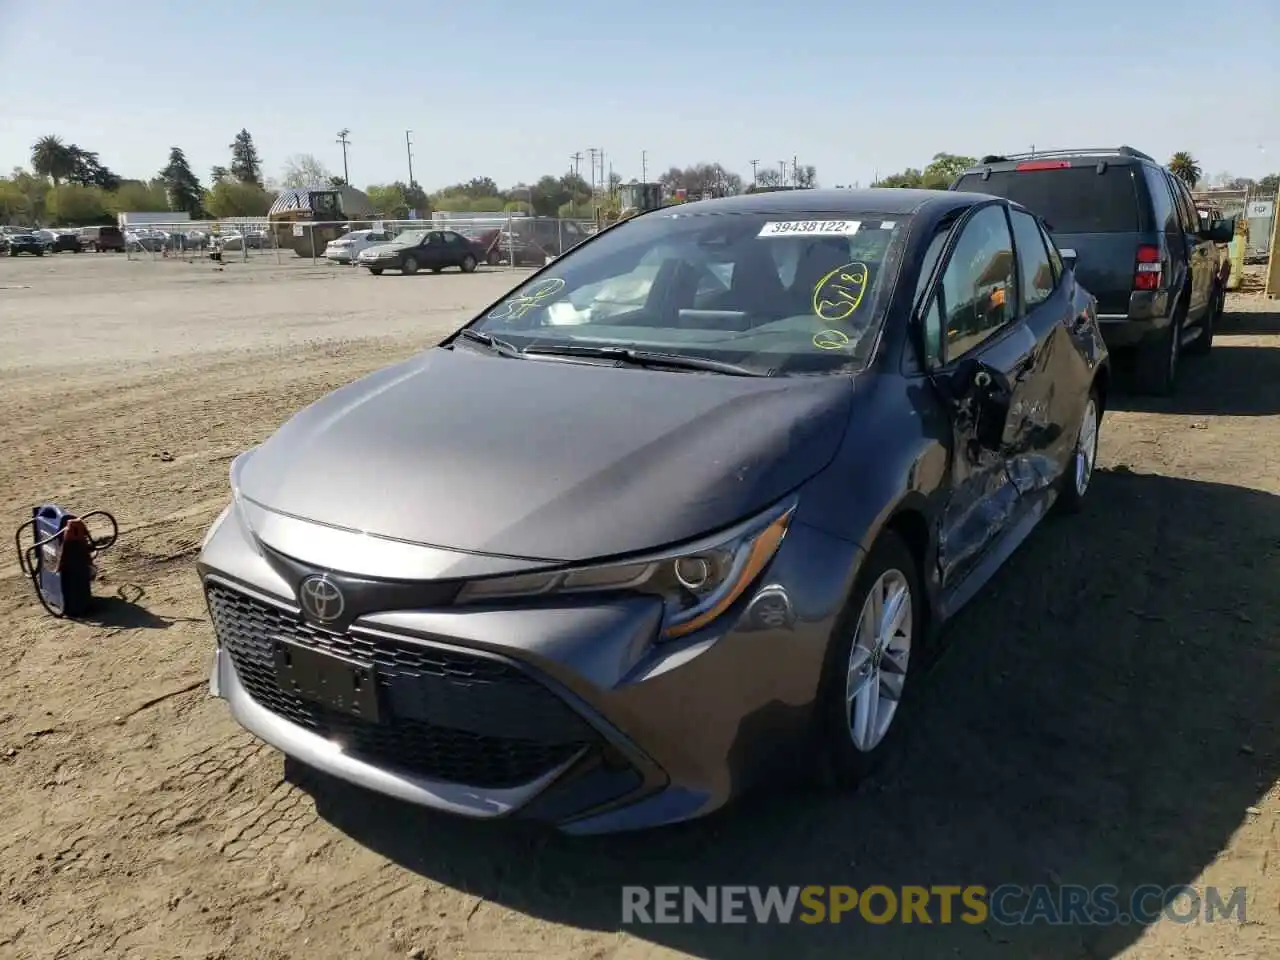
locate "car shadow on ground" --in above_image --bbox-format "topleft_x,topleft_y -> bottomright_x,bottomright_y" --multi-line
1108,309 -> 1280,416
291,467 -> 1280,959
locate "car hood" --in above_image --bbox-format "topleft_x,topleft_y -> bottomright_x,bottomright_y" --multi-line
238,346 -> 855,564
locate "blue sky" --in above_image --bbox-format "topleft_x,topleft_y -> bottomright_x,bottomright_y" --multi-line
2,0 -> 1276,191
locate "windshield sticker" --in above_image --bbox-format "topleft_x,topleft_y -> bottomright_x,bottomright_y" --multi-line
812,329 -> 851,350
812,262 -> 869,323
757,220 -> 861,238
487,277 -> 566,320
879,221 -> 896,230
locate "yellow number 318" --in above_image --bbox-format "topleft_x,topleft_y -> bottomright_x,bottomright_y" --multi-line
812,262 -> 869,323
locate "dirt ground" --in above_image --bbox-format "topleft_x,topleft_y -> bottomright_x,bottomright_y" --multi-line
0,252 -> 1277,960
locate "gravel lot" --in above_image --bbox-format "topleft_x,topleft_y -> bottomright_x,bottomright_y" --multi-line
1,253 -> 1277,960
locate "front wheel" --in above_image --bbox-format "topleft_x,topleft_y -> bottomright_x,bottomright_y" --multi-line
367,267 -> 384,276
460,254 -> 477,273
1057,387 -> 1100,514
817,531 -> 922,786
401,255 -> 419,275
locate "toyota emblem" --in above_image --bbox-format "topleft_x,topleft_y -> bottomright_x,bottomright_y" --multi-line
299,575 -> 344,623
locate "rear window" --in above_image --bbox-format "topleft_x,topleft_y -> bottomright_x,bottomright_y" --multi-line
954,165 -> 1141,233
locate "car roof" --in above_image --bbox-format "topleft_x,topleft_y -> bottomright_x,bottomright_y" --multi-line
959,146 -> 1158,175
663,188 -> 978,218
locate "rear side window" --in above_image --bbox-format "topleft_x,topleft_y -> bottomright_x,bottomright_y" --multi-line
1009,210 -> 1056,309
954,166 -> 1141,233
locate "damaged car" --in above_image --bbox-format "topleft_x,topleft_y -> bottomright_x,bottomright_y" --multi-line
198,188 -> 1108,834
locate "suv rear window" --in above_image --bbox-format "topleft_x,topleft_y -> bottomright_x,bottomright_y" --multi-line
954,165 -> 1141,233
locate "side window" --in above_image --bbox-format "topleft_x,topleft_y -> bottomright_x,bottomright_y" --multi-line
1037,220 -> 1063,282
914,227 -> 951,309
1010,210 -> 1056,309
1169,174 -> 1198,232
1145,166 -> 1178,234
920,297 -> 944,367
426,232 -> 442,246
937,205 -> 1016,359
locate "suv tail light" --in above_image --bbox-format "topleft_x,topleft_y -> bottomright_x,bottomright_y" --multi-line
1134,244 -> 1161,291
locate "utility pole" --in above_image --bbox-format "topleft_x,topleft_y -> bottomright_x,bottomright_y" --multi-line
792,155 -> 799,187
779,160 -> 786,187
335,128 -> 351,185
587,148 -> 599,197
641,150 -> 648,183
750,159 -> 759,187
405,130 -> 415,187
570,151 -> 583,182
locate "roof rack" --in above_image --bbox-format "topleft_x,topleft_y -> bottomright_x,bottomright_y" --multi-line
977,146 -> 1156,165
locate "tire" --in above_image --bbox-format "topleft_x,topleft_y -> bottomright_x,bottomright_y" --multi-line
1186,286 -> 1222,357
430,266 -> 442,274
1057,386 -> 1101,514
486,250 -> 501,266
401,255 -> 419,275
817,530 -> 923,787
35,249 -> 44,257
460,254 -> 477,273
367,267 -> 383,276
1133,298 -> 1184,396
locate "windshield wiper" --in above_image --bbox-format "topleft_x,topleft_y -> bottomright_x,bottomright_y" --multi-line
453,328 -> 523,357
522,344 -> 773,377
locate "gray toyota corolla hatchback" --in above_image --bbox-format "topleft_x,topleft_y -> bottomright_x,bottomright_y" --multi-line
199,189 -> 1108,834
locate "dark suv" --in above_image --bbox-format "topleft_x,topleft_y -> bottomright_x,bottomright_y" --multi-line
952,146 -> 1234,395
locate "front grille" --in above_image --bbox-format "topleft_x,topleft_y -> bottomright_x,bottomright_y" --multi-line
206,582 -> 597,789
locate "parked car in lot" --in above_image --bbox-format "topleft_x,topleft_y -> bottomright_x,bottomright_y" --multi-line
81,225 -> 126,252
323,229 -> 393,264
199,188 -> 1108,834
952,146 -> 1233,395
49,230 -> 83,253
356,228 -> 479,275
6,232 -> 46,256
125,229 -> 169,252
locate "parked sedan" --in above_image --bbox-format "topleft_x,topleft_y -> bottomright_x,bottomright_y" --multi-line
6,232 -> 46,256
356,228 -> 479,275
323,229 -> 392,264
198,189 -> 1108,834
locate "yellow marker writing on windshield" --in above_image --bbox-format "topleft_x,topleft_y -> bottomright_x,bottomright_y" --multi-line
488,277 -> 566,320
812,329 -> 850,350
813,262 -> 869,323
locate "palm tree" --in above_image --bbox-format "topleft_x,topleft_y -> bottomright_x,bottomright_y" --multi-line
31,135 -> 74,187
1169,152 -> 1202,190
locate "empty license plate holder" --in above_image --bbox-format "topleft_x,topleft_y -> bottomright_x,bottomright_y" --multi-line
273,638 -> 380,722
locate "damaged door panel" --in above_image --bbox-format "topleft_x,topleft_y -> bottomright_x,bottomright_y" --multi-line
935,322 -> 1045,590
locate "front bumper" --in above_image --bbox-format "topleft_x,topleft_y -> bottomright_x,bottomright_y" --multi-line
198,500 -> 859,833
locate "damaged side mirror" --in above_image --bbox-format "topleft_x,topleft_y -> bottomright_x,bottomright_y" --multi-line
938,357 -> 1013,452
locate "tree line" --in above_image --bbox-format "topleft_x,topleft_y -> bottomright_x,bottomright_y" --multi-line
3,134 -> 1274,228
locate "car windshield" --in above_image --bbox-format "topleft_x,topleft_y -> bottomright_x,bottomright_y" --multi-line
393,230 -> 427,244
467,210 -> 910,375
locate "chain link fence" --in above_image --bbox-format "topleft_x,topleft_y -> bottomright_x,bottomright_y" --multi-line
119,216 -> 599,268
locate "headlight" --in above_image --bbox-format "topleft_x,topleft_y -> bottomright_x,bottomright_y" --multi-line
455,500 -> 795,640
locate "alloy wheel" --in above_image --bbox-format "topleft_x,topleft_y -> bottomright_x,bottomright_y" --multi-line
845,569 -> 913,752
